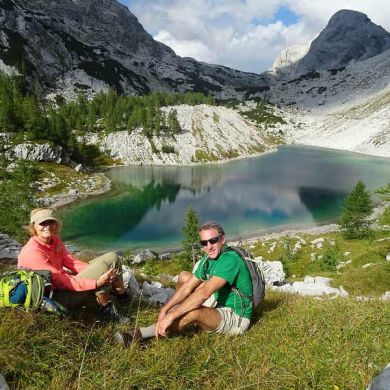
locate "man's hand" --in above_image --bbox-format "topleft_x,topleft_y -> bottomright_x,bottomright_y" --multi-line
156,314 -> 174,337
158,307 -> 168,322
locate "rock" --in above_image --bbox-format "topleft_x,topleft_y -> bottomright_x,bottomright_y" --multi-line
362,263 -> 373,269
311,238 -> 325,249
160,253 -> 172,261
367,364 -> 390,390
74,164 -> 82,172
256,257 -> 285,286
141,281 -> 175,305
10,142 -> 66,162
67,189 -> 79,196
344,252 -> 351,256
133,249 -> 159,264
293,242 -> 302,253
381,291 -> 390,301
386,253 -> 390,261
0,233 -> 22,262
0,373 -> 9,390
273,275 -> 348,297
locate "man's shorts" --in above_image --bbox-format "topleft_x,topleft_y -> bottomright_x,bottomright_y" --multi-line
203,294 -> 250,335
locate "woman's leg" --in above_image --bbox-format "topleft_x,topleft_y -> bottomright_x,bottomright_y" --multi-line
77,252 -> 126,303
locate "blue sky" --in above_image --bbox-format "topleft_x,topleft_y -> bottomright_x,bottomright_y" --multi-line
118,1 -> 390,73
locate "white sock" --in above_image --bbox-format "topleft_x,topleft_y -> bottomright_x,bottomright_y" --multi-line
139,324 -> 156,339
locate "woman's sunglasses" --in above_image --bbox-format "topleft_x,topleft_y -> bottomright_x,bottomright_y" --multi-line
200,235 -> 222,247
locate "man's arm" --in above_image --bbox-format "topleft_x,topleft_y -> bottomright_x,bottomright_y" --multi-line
158,274 -> 202,321
156,275 -> 227,337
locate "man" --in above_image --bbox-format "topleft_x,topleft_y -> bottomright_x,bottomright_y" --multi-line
115,221 -> 253,345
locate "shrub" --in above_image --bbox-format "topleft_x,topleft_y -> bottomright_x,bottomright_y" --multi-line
161,145 -> 175,154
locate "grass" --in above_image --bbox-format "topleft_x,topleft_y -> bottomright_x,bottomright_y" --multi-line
249,229 -> 390,296
36,163 -> 108,199
2,226 -> 390,388
0,291 -> 389,389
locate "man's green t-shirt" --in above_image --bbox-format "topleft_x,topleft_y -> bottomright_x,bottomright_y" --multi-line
193,247 -> 253,320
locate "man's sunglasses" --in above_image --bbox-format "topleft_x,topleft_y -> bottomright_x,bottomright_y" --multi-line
200,235 -> 222,247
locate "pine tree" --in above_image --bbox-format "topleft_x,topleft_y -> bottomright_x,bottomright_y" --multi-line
182,206 -> 200,264
339,180 -> 373,239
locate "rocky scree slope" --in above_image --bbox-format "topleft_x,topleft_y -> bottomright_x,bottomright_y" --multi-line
81,104 -> 287,165
0,0 -> 268,100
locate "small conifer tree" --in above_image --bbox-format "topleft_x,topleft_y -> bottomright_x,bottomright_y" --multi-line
339,180 -> 373,239
182,206 -> 200,265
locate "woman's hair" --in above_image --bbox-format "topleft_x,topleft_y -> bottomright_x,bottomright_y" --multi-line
24,208 -> 61,236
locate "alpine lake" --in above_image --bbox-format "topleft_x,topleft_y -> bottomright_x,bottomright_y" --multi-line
59,145 -> 390,252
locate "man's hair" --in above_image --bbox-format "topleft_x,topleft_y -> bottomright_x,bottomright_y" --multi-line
198,221 -> 225,236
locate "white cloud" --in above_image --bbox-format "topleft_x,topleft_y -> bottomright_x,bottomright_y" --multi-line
154,30 -> 217,63
121,0 -> 390,73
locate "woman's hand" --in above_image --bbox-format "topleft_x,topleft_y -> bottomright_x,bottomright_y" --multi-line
96,268 -> 116,288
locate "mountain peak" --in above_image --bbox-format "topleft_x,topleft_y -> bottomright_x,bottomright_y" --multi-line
294,9 -> 390,75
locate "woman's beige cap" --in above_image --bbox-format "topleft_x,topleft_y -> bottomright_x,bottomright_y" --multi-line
30,208 -> 59,225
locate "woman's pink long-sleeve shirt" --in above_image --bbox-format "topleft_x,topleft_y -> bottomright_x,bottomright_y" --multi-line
18,236 -> 96,292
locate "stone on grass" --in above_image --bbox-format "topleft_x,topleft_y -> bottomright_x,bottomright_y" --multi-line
386,253 -> 390,261
256,258 -> 285,286
273,275 -> 348,297
141,281 -> 175,305
133,249 -> 159,264
0,233 -> 22,263
362,263 -> 373,269
381,291 -> 390,301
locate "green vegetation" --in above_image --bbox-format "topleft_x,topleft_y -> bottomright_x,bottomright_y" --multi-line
250,229 -> 390,297
182,206 -> 200,265
0,151 -> 38,242
0,290 -> 388,389
339,181 -> 373,239
240,99 -> 286,128
0,73 -> 215,159
194,149 -> 219,162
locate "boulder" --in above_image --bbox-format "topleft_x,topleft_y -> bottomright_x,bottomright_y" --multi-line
141,281 -> 175,305
133,249 -> 159,264
256,257 -> 285,286
0,233 -> 22,263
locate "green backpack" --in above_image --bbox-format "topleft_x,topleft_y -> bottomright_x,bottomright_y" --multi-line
0,270 -> 46,310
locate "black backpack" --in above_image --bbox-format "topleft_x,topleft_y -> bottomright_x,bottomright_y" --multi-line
226,245 -> 266,307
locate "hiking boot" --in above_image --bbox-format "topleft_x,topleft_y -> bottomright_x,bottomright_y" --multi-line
96,301 -> 130,325
116,290 -> 131,302
114,329 -> 143,347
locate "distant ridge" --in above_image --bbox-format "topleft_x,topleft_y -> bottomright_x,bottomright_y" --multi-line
0,0 -> 267,99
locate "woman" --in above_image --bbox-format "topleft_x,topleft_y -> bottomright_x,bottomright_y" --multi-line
18,207 -> 130,323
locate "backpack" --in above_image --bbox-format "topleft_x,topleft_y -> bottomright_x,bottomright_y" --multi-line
0,269 -> 68,317
225,245 -> 266,308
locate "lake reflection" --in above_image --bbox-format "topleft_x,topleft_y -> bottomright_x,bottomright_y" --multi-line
60,146 -> 390,250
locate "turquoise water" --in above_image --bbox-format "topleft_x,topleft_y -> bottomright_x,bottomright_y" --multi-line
59,146 -> 390,251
